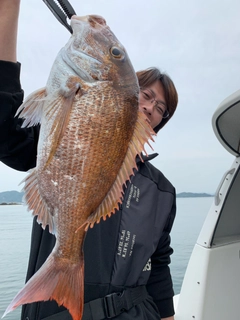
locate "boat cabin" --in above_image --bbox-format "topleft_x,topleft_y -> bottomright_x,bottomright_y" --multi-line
174,89 -> 240,319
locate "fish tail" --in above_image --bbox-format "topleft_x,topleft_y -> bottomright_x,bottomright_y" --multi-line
2,254 -> 84,320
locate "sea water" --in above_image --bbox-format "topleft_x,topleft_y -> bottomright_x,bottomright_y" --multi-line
0,205 -> 32,320
0,197 -> 213,319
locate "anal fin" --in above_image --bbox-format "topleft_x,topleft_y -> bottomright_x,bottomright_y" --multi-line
22,169 -> 55,234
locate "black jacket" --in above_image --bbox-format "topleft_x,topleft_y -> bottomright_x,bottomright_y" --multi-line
0,61 -> 176,320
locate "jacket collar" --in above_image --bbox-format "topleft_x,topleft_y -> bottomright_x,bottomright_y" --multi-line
136,153 -> 159,163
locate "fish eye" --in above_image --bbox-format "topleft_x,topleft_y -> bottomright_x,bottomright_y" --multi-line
110,47 -> 124,59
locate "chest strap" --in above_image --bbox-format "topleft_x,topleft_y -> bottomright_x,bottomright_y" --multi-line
82,286 -> 148,320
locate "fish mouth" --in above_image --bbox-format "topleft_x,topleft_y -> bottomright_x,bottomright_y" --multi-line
61,15 -> 111,83
71,15 -> 107,28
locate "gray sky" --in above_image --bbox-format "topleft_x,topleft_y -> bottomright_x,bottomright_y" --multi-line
0,0 -> 239,194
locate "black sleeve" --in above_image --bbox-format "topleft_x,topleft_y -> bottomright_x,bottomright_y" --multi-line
146,195 -> 176,318
0,60 -> 39,171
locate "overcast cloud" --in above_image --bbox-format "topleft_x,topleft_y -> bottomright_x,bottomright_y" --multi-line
0,0 -> 239,194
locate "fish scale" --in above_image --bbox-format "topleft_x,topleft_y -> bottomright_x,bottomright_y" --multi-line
3,14 -> 154,320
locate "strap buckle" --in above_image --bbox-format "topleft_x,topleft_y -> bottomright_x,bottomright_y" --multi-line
103,290 -> 131,318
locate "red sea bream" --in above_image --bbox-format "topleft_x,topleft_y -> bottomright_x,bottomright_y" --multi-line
3,15 -> 154,320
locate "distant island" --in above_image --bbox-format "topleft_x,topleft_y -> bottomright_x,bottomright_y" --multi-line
0,202 -> 22,205
176,192 -> 213,198
0,190 -> 213,205
0,191 -> 24,205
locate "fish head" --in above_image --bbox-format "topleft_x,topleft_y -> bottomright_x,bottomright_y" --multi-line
62,15 -> 138,96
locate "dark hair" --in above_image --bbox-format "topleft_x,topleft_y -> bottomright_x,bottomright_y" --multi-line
136,67 -> 178,132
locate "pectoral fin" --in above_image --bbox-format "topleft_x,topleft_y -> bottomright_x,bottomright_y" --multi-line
44,78 -> 83,168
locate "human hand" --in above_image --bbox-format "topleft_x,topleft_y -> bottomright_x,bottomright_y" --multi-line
0,0 -> 21,62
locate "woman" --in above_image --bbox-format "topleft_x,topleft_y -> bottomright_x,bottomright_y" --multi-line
0,1 -> 178,319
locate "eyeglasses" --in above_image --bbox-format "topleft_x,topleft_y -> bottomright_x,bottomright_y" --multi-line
140,87 -> 169,119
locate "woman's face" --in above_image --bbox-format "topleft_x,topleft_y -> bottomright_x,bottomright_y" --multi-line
138,80 -> 167,129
